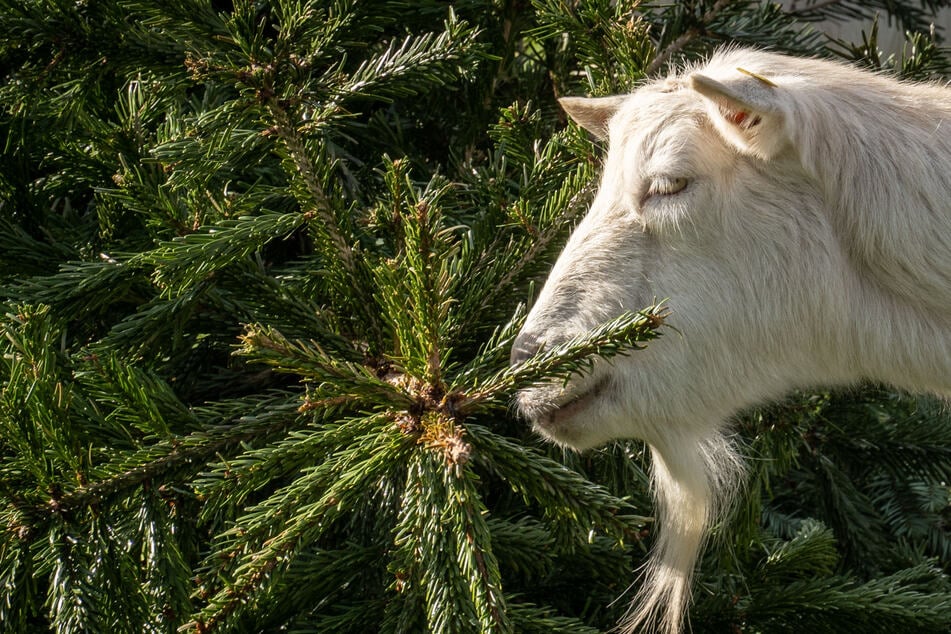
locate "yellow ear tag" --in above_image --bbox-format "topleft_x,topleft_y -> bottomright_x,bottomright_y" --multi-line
736,67 -> 778,88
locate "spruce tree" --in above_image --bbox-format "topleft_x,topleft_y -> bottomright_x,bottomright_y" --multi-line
1,1 -> 949,633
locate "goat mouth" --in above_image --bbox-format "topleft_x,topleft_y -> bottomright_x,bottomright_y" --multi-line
533,377 -> 610,430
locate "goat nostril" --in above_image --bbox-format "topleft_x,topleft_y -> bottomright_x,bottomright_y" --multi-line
510,332 -> 542,366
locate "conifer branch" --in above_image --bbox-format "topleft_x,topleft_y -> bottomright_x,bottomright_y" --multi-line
467,176 -> 597,323
466,423 -> 649,543
456,305 -> 668,413
236,324 -> 412,405
265,97 -> 357,276
143,212 -> 311,295
192,421 -> 409,631
17,395 -> 300,531
333,20 -> 482,103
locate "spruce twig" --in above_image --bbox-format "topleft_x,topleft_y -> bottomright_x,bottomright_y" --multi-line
456,304 -> 668,413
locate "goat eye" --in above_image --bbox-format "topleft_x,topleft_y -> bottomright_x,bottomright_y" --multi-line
647,177 -> 689,197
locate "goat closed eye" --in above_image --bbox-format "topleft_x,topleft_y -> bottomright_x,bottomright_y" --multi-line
643,177 -> 689,206
647,176 -> 689,197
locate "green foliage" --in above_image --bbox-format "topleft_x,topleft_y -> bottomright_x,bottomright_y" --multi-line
1,1 -> 949,632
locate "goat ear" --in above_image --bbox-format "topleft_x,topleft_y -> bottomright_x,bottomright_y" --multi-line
689,70 -> 788,160
559,96 -> 626,140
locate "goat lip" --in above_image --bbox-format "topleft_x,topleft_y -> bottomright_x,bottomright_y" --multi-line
535,377 -> 609,428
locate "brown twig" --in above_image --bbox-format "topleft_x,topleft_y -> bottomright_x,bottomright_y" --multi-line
646,0 -> 737,75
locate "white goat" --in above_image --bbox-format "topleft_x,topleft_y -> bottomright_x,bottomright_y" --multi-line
510,48 -> 951,634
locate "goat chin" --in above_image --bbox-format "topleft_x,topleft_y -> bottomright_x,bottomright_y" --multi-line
621,432 -> 743,634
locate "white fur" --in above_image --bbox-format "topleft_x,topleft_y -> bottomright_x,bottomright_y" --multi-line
511,49 -> 951,634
